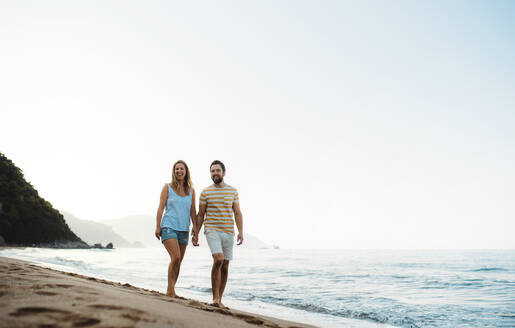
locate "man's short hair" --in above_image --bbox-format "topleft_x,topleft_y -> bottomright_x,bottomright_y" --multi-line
210,160 -> 226,173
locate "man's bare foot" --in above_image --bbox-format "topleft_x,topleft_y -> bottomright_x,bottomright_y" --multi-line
212,299 -> 229,309
166,292 -> 179,298
211,299 -> 224,307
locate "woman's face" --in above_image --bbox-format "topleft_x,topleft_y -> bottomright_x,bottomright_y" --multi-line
174,163 -> 186,181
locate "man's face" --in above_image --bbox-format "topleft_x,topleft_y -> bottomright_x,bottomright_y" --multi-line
210,164 -> 225,184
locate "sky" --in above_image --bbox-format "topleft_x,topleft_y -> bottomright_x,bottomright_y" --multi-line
1,1 -> 514,249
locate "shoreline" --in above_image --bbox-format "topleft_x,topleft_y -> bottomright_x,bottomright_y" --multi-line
0,256 -> 316,328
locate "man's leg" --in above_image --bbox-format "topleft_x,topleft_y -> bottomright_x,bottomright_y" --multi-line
219,260 -> 230,307
211,253 -> 224,306
163,238 -> 181,297
218,231 -> 234,308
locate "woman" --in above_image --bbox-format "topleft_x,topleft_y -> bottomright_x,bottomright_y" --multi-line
155,160 -> 198,298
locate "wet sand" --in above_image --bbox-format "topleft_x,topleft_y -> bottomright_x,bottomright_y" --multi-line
0,256 -> 315,328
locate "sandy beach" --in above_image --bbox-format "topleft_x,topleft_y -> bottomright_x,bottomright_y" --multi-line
0,256 -> 314,328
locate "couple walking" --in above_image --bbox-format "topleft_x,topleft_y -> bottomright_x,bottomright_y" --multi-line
155,160 -> 243,308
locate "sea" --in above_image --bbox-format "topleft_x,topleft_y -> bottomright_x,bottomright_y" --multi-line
1,247 -> 514,328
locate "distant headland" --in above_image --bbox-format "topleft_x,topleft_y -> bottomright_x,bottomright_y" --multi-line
0,152 -> 89,248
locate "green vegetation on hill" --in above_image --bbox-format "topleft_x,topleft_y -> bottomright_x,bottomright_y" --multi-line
0,152 -> 85,246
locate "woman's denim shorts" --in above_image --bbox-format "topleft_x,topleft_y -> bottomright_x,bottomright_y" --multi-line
161,227 -> 189,245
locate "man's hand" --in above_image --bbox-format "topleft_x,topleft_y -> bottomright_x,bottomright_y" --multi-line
155,227 -> 161,240
191,229 -> 199,246
237,232 -> 244,245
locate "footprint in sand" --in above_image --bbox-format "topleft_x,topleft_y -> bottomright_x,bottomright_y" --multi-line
187,300 -> 203,307
33,274 -> 53,278
35,291 -> 58,296
10,307 -> 102,327
87,304 -> 125,311
87,304 -> 147,315
72,318 -> 101,327
201,306 -> 232,316
121,313 -> 143,322
87,304 -> 153,323
39,324 -> 57,328
9,307 -> 71,316
234,313 -> 265,325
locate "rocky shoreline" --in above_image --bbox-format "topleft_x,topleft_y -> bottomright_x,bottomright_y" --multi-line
0,237 -> 114,249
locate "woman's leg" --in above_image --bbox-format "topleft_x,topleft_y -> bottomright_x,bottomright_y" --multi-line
179,244 -> 187,262
174,243 -> 188,292
163,238 -> 181,297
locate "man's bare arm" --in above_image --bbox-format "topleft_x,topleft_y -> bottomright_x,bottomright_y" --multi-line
233,202 -> 243,245
196,203 -> 207,234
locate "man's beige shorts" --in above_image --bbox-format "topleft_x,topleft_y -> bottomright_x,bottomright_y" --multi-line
205,228 -> 234,261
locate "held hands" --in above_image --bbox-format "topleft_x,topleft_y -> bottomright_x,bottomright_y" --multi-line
237,232 -> 244,245
191,229 -> 199,247
155,227 -> 161,240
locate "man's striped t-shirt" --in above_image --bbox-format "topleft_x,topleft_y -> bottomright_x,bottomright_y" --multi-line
199,184 -> 239,234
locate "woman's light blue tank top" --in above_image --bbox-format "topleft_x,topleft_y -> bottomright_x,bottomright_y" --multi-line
161,184 -> 192,231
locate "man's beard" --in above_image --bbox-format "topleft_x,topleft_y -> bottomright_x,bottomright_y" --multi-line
212,175 -> 223,184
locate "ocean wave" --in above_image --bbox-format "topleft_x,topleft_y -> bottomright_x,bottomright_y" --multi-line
188,285 -> 212,293
229,291 -> 257,301
419,279 -> 486,290
48,256 -> 90,269
470,267 -> 508,272
281,270 -> 306,277
230,293 -> 420,328
282,301 -> 421,328
493,280 -> 515,285
391,275 -> 410,279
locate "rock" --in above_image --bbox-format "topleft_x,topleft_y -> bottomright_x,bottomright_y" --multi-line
106,242 -> 113,249
39,240 -> 90,249
92,243 -> 102,248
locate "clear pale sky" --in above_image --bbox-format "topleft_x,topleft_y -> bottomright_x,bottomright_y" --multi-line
1,1 -> 514,249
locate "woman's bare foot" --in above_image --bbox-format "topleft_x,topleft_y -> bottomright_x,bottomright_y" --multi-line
219,302 -> 229,310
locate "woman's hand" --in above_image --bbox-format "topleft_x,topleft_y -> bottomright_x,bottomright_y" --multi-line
191,229 -> 199,246
155,227 -> 161,240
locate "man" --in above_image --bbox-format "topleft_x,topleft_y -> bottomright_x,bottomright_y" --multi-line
194,160 -> 243,308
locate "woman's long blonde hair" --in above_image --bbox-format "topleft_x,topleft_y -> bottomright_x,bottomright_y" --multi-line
171,160 -> 192,195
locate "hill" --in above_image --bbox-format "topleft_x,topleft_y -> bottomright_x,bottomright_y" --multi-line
61,211 -> 139,248
0,152 -> 87,247
103,215 -> 271,249
103,215 -> 159,247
